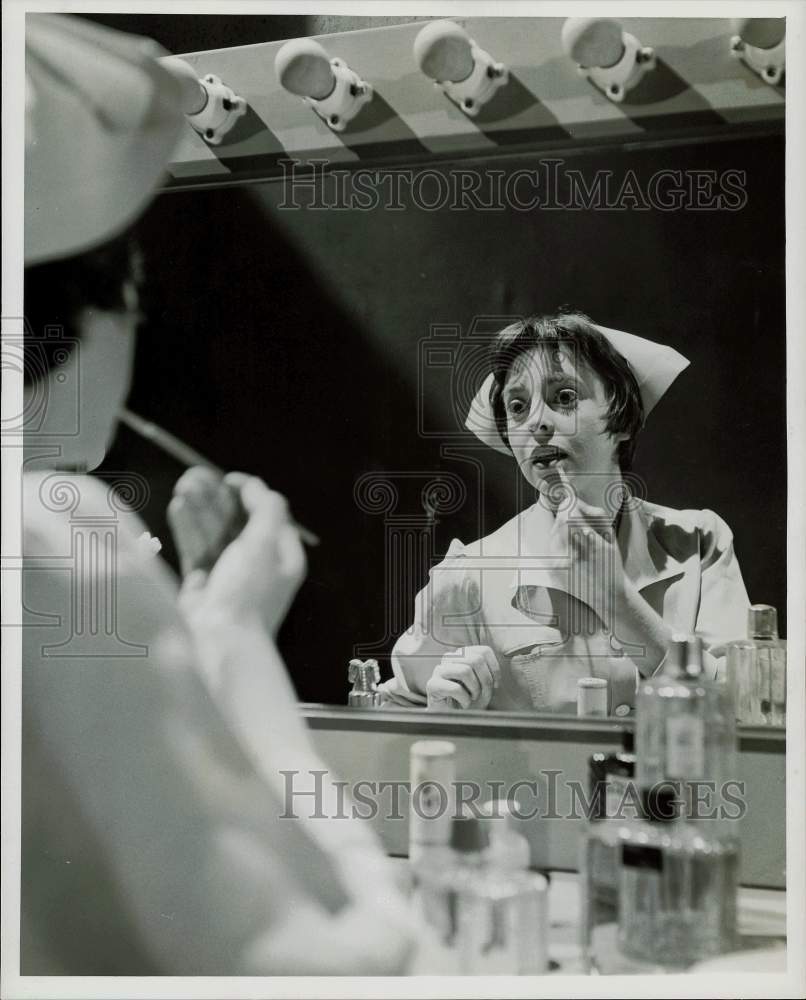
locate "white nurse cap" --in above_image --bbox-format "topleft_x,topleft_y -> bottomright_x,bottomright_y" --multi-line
25,15 -> 185,265
464,321 -> 690,455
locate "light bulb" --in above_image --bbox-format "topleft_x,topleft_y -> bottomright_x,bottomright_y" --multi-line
160,56 -> 208,115
731,18 -> 786,50
413,19 -> 475,83
274,38 -> 336,100
561,18 -> 625,69
158,56 -> 246,145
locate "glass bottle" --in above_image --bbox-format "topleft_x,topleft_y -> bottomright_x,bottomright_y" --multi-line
414,814 -> 488,949
637,636 -> 702,787
589,727 -> 637,823
408,739 -> 456,867
616,788 -> 739,968
636,635 -> 736,797
416,815 -> 550,974
725,604 -> 786,726
579,728 -> 638,971
480,799 -> 531,872
347,658 -> 382,707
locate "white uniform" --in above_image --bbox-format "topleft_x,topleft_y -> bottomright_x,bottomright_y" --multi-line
388,499 -> 750,713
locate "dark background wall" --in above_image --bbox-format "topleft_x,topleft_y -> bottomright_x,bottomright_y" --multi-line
88,16 -> 786,703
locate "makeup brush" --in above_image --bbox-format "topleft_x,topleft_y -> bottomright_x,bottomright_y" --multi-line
119,408 -> 320,547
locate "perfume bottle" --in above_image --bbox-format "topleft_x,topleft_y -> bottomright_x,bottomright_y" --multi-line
413,814 -> 487,950
589,728 -> 637,822
418,815 -> 549,974
480,799 -> 532,872
347,658 -> 382,707
579,728 -> 637,971
455,867 -> 549,974
408,740 -> 456,867
725,604 -> 786,726
636,635 -> 736,794
616,787 -> 739,968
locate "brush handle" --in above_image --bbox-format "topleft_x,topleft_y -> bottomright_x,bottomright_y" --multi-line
119,409 -> 319,546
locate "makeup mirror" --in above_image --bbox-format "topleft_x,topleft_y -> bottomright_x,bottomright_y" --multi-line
90,16 -> 785,721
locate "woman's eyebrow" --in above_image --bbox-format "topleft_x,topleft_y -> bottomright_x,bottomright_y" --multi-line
502,378 -> 528,399
545,371 -> 587,390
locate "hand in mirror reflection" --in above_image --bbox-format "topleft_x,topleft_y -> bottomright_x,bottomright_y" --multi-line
426,645 -> 501,711
170,469 -> 306,637
540,471 -> 626,614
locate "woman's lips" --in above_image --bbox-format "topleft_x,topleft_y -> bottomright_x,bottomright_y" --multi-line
530,447 -> 567,469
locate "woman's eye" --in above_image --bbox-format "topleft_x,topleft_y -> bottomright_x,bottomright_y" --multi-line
506,398 -> 527,417
554,388 -> 578,409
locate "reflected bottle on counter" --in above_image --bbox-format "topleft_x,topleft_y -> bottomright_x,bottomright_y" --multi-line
725,604 -> 786,726
579,728 -> 637,971
347,658 -> 382,707
577,676 -> 608,717
636,634 -> 736,796
616,786 -> 739,968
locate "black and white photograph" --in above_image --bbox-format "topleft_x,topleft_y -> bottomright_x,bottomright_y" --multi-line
2,3 -> 804,997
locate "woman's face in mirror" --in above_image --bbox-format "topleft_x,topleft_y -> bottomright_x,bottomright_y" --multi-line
502,345 -> 628,495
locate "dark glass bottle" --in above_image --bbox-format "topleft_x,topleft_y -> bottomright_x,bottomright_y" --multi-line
579,728 -> 637,971
617,787 -> 739,967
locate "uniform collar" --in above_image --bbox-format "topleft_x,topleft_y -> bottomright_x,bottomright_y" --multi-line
511,499 -> 686,596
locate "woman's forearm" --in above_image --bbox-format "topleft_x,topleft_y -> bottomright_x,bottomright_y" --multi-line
187,617 -> 410,913
191,617 -> 316,765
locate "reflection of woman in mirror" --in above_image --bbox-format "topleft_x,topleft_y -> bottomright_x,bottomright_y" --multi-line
385,312 -> 750,714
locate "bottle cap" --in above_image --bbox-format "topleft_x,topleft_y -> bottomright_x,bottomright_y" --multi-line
748,604 -> 778,639
410,740 -> 456,759
348,658 -> 380,689
663,634 -> 689,677
685,635 -> 704,678
577,676 -> 608,716
480,798 -> 526,834
481,798 -> 512,819
641,786 -> 680,823
450,814 -> 489,853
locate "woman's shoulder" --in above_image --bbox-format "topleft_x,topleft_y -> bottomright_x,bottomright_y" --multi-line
639,500 -> 736,565
23,470 -> 178,592
435,508 -> 530,563
22,471 -> 187,678
640,499 -> 733,534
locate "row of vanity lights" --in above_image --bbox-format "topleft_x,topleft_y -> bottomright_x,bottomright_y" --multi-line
159,17 -> 786,145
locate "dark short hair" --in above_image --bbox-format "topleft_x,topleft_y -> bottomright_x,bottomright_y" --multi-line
489,311 -> 645,471
23,234 -> 143,386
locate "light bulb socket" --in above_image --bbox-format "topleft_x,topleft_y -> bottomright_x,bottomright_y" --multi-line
429,39 -> 508,116
571,30 -> 655,103
184,73 -> 247,145
730,32 -> 785,86
301,57 -> 373,132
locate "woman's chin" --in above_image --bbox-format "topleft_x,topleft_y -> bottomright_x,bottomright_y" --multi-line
74,436 -> 108,472
533,464 -> 565,490
22,435 -> 106,473
73,439 -> 108,473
